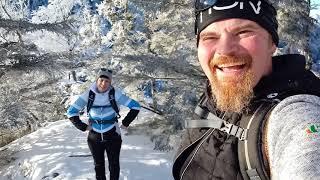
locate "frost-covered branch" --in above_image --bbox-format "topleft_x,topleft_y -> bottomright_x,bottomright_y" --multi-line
0,18 -> 73,35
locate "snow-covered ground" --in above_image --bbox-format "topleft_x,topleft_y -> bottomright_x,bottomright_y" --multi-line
0,112 -> 174,180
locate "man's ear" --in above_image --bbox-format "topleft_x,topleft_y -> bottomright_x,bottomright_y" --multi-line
270,43 -> 277,55
269,34 -> 277,55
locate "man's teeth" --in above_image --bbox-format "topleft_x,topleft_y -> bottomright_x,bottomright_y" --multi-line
215,64 -> 246,72
218,64 -> 245,68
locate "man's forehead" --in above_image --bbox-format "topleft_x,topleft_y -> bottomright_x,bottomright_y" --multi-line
201,18 -> 261,33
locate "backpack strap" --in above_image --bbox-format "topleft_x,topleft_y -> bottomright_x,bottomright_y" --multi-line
109,86 -> 121,118
187,92 -> 247,141
185,98 -> 277,180
185,106 -> 247,141
87,90 -> 95,113
238,100 -> 278,180
87,87 -> 120,119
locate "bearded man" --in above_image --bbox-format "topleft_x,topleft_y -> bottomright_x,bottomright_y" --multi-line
172,0 -> 320,180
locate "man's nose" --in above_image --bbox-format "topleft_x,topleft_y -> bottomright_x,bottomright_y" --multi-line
214,32 -> 238,56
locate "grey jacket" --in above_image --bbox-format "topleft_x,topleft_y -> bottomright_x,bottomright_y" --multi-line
267,94 -> 320,180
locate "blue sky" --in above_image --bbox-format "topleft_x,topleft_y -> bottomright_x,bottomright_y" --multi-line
311,0 -> 320,18
312,0 -> 320,4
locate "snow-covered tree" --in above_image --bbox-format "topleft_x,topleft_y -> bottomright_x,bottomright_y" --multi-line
0,0 -> 29,20
274,0 -> 315,68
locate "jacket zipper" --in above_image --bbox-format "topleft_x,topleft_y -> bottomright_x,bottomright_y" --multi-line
179,128 -> 215,180
178,113 -> 226,180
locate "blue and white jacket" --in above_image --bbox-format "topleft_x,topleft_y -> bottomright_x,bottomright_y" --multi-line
67,83 -> 141,133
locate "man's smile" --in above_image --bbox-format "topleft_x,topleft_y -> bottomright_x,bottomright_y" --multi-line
214,62 -> 248,80
216,62 -> 247,71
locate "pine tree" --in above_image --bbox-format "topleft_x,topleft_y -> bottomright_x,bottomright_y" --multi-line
274,0 -> 315,68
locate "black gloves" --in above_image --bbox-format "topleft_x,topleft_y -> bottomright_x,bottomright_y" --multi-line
69,116 -> 88,132
122,109 -> 139,127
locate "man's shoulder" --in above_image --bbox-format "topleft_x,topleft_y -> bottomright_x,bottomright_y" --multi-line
272,94 -> 320,115
267,94 -> 320,132
268,94 -> 320,126
267,94 -> 320,144
266,95 -> 320,179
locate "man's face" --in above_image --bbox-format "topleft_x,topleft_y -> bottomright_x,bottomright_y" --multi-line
198,18 -> 276,112
97,77 -> 111,93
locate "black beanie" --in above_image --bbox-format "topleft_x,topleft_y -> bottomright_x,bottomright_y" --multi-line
195,0 -> 279,46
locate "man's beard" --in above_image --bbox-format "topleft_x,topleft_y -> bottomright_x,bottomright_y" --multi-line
209,55 -> 254,113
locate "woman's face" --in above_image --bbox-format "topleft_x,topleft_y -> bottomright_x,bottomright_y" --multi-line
96,77 -> 111,93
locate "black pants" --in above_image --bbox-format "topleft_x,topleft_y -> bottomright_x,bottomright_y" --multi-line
87,127 -> 122,180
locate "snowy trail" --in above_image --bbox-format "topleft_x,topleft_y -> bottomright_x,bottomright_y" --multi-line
0,120 -> 173,180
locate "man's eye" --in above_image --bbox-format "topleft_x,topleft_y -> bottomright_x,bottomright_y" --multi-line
236,30 -> 252,37
201,36 -> 218,41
